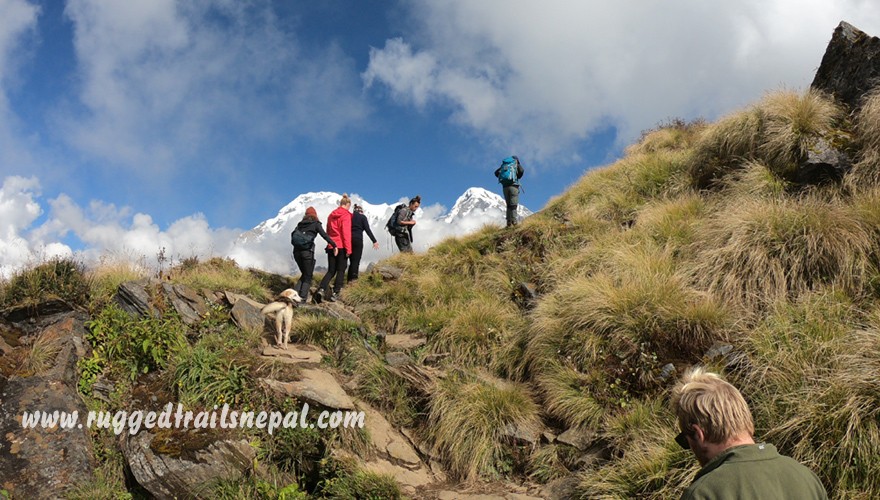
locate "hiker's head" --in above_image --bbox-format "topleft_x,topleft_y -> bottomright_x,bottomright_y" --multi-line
671,367 -> 754,451
409,195 -> 421,210
339,193 -> 351,208
353,204 -> 364,214
305,206 -> 318,220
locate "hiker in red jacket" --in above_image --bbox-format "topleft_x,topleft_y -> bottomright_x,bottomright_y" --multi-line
314,194 -> 352,303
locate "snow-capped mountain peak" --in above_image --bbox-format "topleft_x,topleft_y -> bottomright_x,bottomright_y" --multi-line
442,187 -> 533,224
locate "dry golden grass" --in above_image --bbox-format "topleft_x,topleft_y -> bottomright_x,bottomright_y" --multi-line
741,294 -> 880,494
428,372 -> 540,480
691,194 -> 875,308
855,87 -> 880,152
758,89 -> 843,179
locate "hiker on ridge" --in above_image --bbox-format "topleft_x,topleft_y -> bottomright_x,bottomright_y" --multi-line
347,203 -> 379,282
290,206 -> 337,302
314,194 -> 352,303
671,367 -> 827,499
494,155 -> 524,227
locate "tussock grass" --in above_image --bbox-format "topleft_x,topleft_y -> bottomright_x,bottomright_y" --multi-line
428,372 -> 540,480
758,89 -> 843,179
87,256 -> 150,310
855,87 -> 880,153
626,119 -> 706,156
172,257 -> 270,300
718,160 -> 790,198
692,195 -> 875,308
634,194 -> 708,251
576,430 -> 696,499
289,314 -> 360,351
431,297 -> 517,366
353,356 -> 421,427
529,250 -> 727,387
535,364 -> 605,429
19,333 -> 63,376
844,149 -> 880,193
0,257 -> 91,308
688,106 -> 766,188
527,443 -> 580,484
735,293 -> 879,494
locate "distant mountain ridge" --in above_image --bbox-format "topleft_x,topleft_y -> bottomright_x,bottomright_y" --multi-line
238,187 -> 532,244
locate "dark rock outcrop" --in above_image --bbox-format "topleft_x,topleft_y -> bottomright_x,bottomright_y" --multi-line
0,312 -> 95,498
117,279 -> 209,324
116,278 -> 160,318
122,430 -> 255,499
811,21 -> 880,110
161,282 -> 209,325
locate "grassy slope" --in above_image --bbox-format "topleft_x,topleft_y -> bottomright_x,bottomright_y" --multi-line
344,88 -> 880,498
3,88 -> 879,499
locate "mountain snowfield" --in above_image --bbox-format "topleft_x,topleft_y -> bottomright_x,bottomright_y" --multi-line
230,187 -> 532,275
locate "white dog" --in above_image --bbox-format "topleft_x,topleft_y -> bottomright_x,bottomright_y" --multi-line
260,288 -> 301,347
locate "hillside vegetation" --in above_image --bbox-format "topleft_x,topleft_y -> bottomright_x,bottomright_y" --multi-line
343,88 -> 880,498
2,87 -> 879,499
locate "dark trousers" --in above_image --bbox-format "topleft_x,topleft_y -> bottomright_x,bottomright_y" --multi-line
503,185 -> 520,227
318,248 -> 348,295
348,238 -> 364,282
395,232 -> 412,253
293,249 -> 316,300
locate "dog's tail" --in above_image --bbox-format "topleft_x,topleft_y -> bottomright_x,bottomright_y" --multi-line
261,301 -> 289,315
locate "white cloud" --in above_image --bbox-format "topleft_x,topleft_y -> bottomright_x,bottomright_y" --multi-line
0,175 -> 512,280
365,0 -> 880,162
60,0 -> 371,175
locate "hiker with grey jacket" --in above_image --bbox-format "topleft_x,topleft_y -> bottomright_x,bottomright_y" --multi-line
393,196 -> 420,253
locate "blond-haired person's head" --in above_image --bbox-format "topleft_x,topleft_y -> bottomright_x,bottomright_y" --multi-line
671,367 -> 754,464
339,193 -> 351,208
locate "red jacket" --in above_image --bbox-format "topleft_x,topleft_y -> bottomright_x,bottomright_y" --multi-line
325,206 -> 352,255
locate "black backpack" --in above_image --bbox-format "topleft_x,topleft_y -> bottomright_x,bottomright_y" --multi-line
385,204 -> 407,235
291,227 -> 316,250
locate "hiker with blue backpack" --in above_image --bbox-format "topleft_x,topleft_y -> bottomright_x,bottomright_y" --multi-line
495,155 -> 524,227
385,195 -> 421,253
290,206 -> 337,302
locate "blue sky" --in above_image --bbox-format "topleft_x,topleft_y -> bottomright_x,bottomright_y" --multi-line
1,0 -> 880,274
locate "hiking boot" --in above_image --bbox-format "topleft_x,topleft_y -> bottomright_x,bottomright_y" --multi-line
328,292 -> 340,303
312,290 -> 323,304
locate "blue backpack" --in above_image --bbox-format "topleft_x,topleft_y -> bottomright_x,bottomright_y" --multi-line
498,156 -> 519,186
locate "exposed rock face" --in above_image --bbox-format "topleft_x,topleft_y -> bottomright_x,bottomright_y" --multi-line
116,278 -> 160,318
811,21 -> 880,110
161,282 -> 209,325
116,279 -> 209,324
0,313 -> 95,499
259,369 -> 355,410
122,430 -> 255,499
229,295 -> 266,332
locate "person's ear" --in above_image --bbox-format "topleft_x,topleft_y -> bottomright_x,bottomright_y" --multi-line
692,425 -> 706,443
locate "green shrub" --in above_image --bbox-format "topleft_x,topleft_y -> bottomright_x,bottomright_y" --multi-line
317,457 -> 402,499
79,303 -> 187,388
171,343 -> 249,407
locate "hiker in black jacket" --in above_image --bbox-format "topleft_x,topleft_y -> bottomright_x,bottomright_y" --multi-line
292,206 -> 337,301
347,204 -> 378,282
